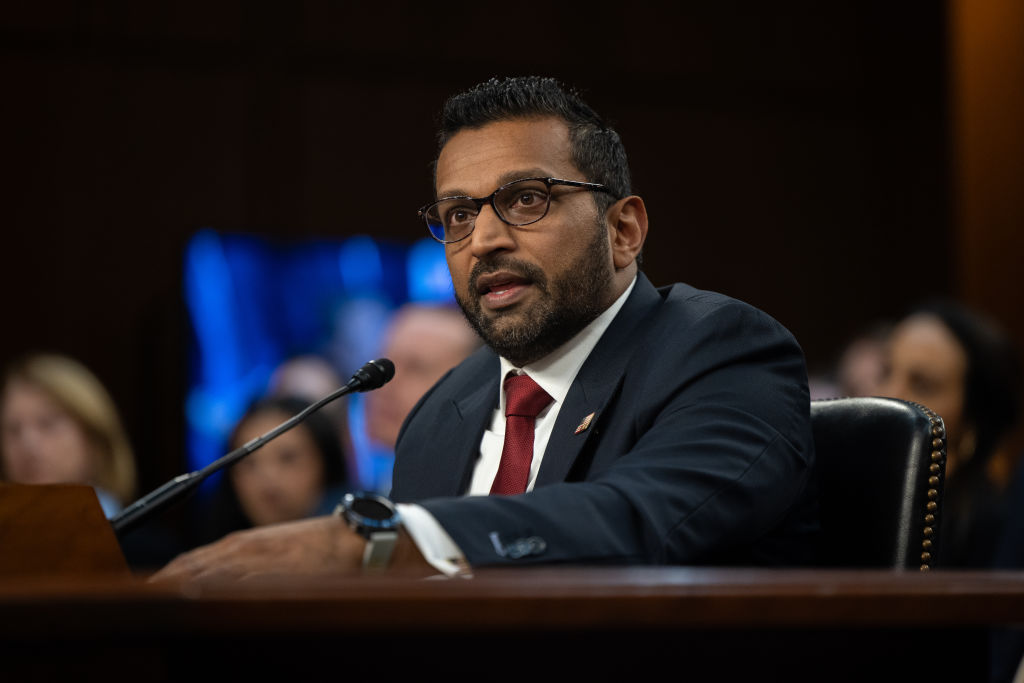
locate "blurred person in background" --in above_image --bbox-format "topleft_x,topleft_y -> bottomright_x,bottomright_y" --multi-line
809,321 -> 892,400
194,395 -> 352,545
835,321 -> 892,398
1,353 -> 136,518
364,303 -> 480,450
269,354 -> 345,404
878,301 -> 1022,567
268,353 -> 358,482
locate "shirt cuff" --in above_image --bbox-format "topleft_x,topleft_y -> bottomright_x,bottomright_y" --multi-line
396,503 -> 473,578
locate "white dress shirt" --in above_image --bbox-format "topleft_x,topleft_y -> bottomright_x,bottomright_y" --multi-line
398,278 -> 637,576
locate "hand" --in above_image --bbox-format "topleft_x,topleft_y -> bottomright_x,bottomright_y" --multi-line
150,515 -> 365,584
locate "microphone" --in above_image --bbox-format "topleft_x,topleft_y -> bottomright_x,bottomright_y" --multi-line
110,358 -> 395,538
347,357 -> 395,392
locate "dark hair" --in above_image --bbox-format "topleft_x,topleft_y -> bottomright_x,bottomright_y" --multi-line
193,396 -> 349,544
230,396 -> 348,485
908,302 -> 1023,567
436,76 -> 631,214
911,301 -> 1022,467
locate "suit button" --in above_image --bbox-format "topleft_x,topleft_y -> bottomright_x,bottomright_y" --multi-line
507,536 -> 547,559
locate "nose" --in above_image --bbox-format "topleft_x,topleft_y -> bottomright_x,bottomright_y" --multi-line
468,204 -> 516,259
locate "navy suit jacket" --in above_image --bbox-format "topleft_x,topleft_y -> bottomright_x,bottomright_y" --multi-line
391,274 -> 818,567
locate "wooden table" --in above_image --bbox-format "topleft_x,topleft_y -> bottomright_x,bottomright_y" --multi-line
2,567 -> 1022,681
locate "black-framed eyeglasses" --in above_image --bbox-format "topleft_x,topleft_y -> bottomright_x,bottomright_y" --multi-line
418,177 -> 614,244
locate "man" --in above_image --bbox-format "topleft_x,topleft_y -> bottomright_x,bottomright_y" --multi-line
365,304 -> 480,450
358,304 -> 480,493
156,77 -> 816,581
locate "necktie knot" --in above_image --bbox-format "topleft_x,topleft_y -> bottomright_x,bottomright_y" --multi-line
504,374 -> 553,418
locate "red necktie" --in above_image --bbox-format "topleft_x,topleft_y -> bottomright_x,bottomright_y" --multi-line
490,373 -> 553,495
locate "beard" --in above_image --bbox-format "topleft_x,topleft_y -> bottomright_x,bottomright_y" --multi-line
454,224 -> 615,367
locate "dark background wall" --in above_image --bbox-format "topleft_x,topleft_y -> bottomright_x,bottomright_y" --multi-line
1,1 -> 1020,495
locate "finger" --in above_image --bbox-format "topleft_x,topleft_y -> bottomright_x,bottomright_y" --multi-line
150,542 -> 227,583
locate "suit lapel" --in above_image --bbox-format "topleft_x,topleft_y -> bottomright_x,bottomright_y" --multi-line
536,274 -> 664,485
428,358 -> 499,496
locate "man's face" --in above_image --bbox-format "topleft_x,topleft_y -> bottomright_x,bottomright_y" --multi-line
436,117 -> 616,367
365,307 -> 477,448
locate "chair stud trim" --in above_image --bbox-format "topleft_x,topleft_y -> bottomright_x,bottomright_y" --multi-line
913,402 -> 947,571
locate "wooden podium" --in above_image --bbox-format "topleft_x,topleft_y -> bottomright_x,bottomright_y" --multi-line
1,567 -> 1020,681
1,484 -> 1021,680
0,483 -> 129,577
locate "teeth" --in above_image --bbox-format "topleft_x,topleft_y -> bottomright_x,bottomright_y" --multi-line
481,279 -> 526,296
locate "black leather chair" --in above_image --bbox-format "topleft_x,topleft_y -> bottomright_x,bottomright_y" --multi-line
811,397 -> 947,570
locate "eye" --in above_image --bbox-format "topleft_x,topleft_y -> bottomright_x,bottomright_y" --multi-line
509,189 -> 546,208
446,208 -> 472,225
277,448 -> 300,465
441,201 -> 477,227
235,457 -> 257,472
907,373 -> 940,397
2,420 -> 21,440
37,412 -> 66,434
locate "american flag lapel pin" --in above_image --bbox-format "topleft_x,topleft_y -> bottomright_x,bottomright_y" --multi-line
574,412 -> 595,435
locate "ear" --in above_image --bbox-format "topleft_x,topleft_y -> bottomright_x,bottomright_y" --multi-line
607,196 -> 649,270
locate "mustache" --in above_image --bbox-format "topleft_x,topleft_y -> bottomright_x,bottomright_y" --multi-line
468,257 -> 548,293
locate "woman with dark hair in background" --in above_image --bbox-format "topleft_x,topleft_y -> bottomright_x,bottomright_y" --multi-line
878,301 -> 1022,568
194,395 -> 352,546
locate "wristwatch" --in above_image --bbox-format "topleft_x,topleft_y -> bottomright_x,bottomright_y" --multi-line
335,492 -> 401,570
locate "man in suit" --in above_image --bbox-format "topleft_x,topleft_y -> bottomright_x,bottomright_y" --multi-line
155,76 -> 816,581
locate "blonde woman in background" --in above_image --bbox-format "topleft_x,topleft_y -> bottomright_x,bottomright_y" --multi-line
1,353 -> 136,518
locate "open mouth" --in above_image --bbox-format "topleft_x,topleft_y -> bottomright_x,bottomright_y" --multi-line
474,271 -> 533,309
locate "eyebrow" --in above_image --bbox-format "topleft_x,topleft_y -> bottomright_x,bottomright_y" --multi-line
437,168 -> 555,200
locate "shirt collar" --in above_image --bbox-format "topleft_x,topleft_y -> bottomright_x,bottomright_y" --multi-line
498,276 -> 637,411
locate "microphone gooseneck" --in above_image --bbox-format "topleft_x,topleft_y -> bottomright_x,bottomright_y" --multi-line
110,358 -> 395,538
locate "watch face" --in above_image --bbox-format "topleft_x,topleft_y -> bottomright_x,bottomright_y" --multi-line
343,492 -> 398,531
350,497 -> 393,521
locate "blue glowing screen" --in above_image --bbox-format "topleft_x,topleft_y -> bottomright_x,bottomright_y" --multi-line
183,230 -> 453,494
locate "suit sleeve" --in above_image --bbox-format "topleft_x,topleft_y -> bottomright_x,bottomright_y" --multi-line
412,297 -> 817,567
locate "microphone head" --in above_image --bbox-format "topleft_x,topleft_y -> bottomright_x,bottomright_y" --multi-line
351,358 -> 395,391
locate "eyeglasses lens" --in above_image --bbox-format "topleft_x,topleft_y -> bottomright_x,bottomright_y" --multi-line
425,179 -> 553,243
